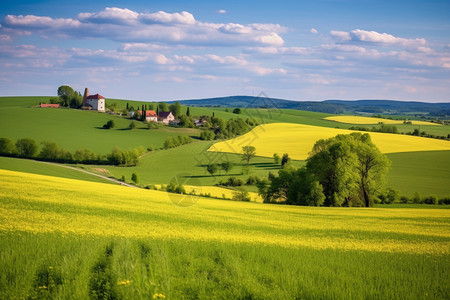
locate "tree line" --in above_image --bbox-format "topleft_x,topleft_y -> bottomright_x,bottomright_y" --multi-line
0,137 -> 145,166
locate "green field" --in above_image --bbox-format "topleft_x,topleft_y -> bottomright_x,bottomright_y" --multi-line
0,106 -> 199,154
0,156 -> 115,185
386,151 -> 450,197
0,170 -> 449,299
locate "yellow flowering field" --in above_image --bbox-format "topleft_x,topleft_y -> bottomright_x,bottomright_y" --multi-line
1,169 -> 449,255
208,123 -> 450,160
324,115 -> 441,125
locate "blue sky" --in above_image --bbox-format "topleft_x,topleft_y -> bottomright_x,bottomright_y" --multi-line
1,0 -> 449,102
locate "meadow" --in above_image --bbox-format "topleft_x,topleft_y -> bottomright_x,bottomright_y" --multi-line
1,169 -> 449,299
0,106 -> 198,153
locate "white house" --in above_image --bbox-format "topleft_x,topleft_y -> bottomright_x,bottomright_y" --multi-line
158,111 -> 175,124
82,88 -> 105,112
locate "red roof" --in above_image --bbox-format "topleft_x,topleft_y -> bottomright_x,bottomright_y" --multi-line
138,110 -> 157,117
40,104 -> 60,108
86,94 -> 105,100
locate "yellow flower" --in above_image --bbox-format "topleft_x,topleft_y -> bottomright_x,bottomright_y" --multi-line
153,293 -> 166,299
117,280 -> 131,286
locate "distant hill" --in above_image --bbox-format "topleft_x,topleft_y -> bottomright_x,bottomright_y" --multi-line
168,96 -> 450,116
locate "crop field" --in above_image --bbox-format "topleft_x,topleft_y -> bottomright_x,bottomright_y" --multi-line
0,169 -> 449,299
0,156 -> 115,185
209,123 -> 450,160
324,115 -> 441,126
386,151 -> 450,197
0,106 -> 198,153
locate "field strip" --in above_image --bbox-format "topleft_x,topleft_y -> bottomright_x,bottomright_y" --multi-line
1,169 -> 449,255
21,159 -> 137,188
324,115 -> 441,126
208,123 -> 450,160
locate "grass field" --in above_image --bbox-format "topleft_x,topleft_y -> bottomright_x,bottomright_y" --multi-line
0,169 -> 449,299
209,123 -> 450,160
324,115 -> 441,126
386,151 -> 450,197
0,106 -> 199,154
0,156 -> 115,185
94,141 -> 304,189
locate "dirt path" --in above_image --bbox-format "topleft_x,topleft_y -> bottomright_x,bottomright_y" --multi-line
37,161 -> 138,188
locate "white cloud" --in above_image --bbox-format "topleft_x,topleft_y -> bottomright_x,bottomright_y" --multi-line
310,28 -> 318,34
78,7 -> 138,25
217,10 -> 227,14
1,8 -> 285,47
4,14 -> 80,29
139,11 -> 195,25
331,29 -> 426,48
330,30 -> 351,41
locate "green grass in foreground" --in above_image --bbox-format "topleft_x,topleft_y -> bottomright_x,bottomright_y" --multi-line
1,233 -> 448,300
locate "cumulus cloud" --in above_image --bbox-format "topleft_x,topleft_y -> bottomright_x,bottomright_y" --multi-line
1,7 -> 284,46
217,10 -> 227,14
331,29 -> 426,47
310,28 -> 318,34
139,11 -> 195,25
4,14 -> 80,29
78,7 -> 139,25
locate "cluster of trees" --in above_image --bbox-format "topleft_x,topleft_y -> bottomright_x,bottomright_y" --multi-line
204,161 -> 234,176
0,137 -> 145,166
258,133 -> 391,207
273,153 -> 291,166
377,191 -> 450,205
349,125 -> 449,140
107,147 -> 146,166
163,136 -> 192,149
57,85 -> 83,108
348,124 -> 398,134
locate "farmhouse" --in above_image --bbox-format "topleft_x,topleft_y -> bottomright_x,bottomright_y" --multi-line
158,111 -> 175,124
138,110 -> 158,122
82,88 -> 105,112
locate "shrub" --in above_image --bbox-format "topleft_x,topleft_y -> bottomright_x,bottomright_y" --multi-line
15,138 -> 38,158
200,130 -> 215,140
103,120 -> 115,129
129,121 -> 137,130
246,176 -> 260,185
232,188 -> 251,201
0,137 -> 15,155
232,108 -> 242,114
423,195 -> 437,205
218,177 -> 243,187
131,173 -> 139,184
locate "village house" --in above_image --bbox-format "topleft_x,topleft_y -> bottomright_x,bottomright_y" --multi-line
82,88 -> 105,112
138,110 -> 158,122
158,111 -> 175,124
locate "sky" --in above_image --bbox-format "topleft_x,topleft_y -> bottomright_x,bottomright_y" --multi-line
1,0 -> 449,102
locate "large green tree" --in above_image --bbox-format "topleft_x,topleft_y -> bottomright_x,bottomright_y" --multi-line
57,85 -> 75,107
307,133 -> 390,207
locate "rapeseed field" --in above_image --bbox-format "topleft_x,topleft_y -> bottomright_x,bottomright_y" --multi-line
1,169 -> 449,299
324,115 -> 441,125
208,123 -> 450,160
